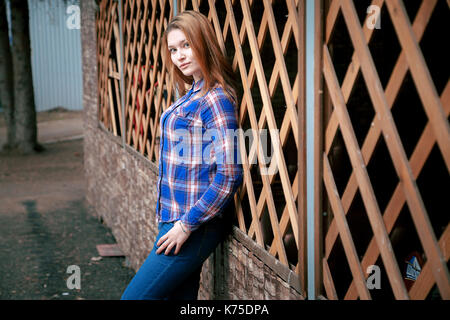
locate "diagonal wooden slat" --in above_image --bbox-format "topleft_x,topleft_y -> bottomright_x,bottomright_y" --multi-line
322,258 -> 338,300
410,225 -> 450,299
325,0 -> 340,44
207,0 -> 226,54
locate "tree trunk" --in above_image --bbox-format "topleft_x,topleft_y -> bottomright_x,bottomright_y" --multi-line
10,0 -> 43,154
0,0 -> 15,150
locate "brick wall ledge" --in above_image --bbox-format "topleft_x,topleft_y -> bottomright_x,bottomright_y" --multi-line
231,226 -> 304,297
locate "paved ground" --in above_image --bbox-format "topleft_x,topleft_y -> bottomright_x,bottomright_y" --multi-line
0,108 -> 84,147
0,110 -> 135,300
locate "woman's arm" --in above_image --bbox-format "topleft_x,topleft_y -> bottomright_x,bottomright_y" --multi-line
155,88 -> 243,255
179,88 -> 243,231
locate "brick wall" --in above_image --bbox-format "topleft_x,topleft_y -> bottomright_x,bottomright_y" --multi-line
81,0 -> 304,300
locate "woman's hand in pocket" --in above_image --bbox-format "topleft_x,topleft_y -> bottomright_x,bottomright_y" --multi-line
156,221 -> 191,255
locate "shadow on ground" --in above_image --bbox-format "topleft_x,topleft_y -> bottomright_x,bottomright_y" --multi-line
0,139 -> 135,300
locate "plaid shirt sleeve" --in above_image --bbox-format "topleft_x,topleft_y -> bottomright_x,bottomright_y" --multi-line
179,88 -> 243,231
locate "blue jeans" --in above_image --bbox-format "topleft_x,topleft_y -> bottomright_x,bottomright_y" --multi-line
120,216 -> 228,300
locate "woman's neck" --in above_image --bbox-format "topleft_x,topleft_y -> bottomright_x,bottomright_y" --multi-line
193,71 -> 203,82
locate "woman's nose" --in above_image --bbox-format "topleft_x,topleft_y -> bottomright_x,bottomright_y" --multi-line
177,50 -> 186,60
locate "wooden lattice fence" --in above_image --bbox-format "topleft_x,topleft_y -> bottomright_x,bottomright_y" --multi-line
97,0 -> 123,136
96,0 -> 306,295
317,0 -> 449,300
95,0 -> 448,300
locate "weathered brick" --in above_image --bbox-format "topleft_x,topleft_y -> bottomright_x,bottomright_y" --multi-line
264,276 -> 276,297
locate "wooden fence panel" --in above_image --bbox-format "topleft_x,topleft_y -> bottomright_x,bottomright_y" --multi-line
179,0 -> 305,283
96,0 -> 306,294
123,0 -> 175,160
97,0 -> 121,135
319,0 -> 450,300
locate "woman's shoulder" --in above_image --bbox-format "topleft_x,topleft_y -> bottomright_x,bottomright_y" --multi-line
201,84 -> 236,107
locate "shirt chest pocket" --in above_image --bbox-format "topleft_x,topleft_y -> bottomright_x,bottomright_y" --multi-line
175,99 -> 202,122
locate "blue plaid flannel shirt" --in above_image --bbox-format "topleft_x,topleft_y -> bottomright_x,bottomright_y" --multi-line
155,79 -> 243,231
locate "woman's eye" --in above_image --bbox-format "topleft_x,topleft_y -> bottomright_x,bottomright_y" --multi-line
169,48 -> 176,53
184,42 -> 190,48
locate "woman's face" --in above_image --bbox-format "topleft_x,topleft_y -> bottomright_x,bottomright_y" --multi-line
167,29 -> 203,82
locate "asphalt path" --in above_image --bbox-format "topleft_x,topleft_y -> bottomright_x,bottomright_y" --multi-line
0,138 -> 135,300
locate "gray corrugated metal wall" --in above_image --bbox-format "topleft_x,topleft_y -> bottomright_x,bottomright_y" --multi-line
28,0 -> 83,111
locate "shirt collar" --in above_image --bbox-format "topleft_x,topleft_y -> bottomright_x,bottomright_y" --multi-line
191,78 -> 204,93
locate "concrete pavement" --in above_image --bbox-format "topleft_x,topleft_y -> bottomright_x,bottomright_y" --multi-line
0,112 -> 135,299
0,113 -> 84,147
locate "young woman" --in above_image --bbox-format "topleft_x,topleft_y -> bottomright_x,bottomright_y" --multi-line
121,10 -> 243,300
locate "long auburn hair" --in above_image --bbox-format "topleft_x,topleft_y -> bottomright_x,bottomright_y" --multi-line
162,10 -> 237,103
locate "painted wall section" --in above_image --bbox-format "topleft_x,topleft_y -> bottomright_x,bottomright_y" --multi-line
28,0 -> 83,111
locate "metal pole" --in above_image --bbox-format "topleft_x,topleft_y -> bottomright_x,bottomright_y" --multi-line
306,0 -> 316,300
118,0 -> 126,147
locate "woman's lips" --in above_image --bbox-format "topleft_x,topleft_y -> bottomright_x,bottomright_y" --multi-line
180,62 -> 190,69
